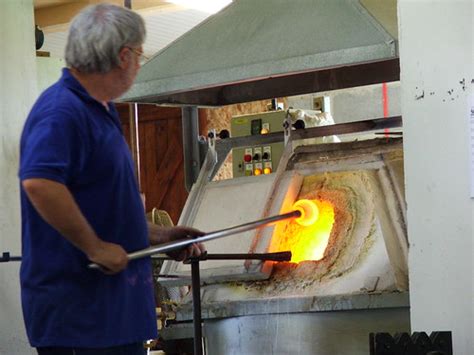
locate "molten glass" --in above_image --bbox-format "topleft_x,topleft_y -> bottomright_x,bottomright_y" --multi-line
293,199 -> 319,226
273,199 -> 335,263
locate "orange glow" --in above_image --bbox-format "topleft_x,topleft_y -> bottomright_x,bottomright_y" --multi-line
263,167 -> 272,174
254,168 -> 262,176
293,199 -> 319,226
260,128 -> 270,134
274,199 -> 335,263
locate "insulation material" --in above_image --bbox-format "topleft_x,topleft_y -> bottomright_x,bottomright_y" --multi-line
161,138 -> 406,307
196,167 -> 405,303
247,171 -> 388,296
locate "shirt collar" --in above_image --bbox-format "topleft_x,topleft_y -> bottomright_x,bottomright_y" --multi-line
60,68 -> 121,129
60,68 -> 114,109
60,67 -> 92,100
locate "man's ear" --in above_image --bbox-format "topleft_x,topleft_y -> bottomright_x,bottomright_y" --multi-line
117,47 -> 130,69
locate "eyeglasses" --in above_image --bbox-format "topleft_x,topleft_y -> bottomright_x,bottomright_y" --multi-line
125,46 -> 149,62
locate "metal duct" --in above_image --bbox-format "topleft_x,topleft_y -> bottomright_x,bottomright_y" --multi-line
122,0 -> 398,106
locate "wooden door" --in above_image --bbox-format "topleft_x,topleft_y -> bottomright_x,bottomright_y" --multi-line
117,104 -> 189,224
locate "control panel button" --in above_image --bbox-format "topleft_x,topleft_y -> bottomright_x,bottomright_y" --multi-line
263,162 -> 272,175
244,154 -> 252,162
245,163 -> 253,176
261,122 -> 270,134
254,162 -> 263,176
263,146 -> 272,161
253,147 -> 262,162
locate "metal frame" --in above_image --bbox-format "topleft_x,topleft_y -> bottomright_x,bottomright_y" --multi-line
211,115 -> 401,179
188,252 -> 292,355
160,116 -> 403,283
182,106 -> 201,192
128,60 -> 400,107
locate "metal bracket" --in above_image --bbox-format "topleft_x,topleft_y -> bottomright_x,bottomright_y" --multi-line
0,252 -> 21,262
283,109 -> 292,146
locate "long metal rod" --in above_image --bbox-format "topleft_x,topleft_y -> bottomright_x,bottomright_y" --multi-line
191,258 -> 203,355
133,103 -> 142,190
88,210 -> 300,269
198,251 -> 291,261
151,251 -> 292,262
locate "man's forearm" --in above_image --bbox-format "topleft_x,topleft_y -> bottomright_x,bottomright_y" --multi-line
22,178 -> 102,256
147,222 -> 206,261
147,223 -> 169,245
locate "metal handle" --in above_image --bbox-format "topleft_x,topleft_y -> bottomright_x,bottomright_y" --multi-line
88,210 -> 300,270
0,252 -> 22,262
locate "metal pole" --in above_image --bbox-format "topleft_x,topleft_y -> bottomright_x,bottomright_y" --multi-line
182,106 -> 200,192
0,252 -> 22,262
88,210 -> 300,269
1,252 -> 292,264
190,258 -> 203,355
128,103 -> 141,188
200,251 -> 291,261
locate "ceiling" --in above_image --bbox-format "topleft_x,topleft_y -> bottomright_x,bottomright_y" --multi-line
34,0 -> 76,9
34,0 -> 216,59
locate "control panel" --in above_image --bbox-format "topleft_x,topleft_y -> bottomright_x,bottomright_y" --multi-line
231,111 -> 286,178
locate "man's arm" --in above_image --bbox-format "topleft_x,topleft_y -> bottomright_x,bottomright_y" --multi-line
22,178 -> 128,273
148,223 -> 206,261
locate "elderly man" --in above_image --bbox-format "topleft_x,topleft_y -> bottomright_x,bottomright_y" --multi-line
19,4 -> 204,355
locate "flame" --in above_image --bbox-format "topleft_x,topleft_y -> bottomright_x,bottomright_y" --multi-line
272,199 -> 335,263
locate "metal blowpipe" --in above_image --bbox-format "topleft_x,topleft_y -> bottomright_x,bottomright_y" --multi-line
88,210 -> 300,270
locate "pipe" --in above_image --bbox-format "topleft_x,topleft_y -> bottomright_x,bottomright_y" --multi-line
182,106 -> 200,192
88,210 -> 301,269
191,259 -> 203,355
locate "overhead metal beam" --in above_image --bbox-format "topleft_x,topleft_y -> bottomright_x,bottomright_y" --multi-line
128,59 -> 400,107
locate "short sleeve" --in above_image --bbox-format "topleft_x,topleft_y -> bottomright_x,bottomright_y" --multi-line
19,111 -> 87,184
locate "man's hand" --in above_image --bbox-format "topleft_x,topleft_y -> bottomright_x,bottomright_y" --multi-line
148,224 -> 206,261
87,240 -> 129,274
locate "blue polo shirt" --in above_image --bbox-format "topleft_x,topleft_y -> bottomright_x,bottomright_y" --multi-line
19,68 -> 158,348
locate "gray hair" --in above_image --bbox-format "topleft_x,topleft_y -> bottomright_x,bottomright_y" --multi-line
65,3 -> 146,74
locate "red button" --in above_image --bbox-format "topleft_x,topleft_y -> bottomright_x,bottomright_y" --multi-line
244,154 -> 252,162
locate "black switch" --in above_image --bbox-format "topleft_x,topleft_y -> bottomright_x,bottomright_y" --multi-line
251,119 -> 262,135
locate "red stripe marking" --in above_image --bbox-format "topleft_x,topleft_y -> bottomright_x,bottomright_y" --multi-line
382,82 -> 389,136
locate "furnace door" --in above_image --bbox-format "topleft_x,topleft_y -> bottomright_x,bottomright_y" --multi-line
159,172 -> 300,285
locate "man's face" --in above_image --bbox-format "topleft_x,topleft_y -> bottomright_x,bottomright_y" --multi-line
127,46 -> 144,78
124,46 -> 143,87
115,45 -> 144,97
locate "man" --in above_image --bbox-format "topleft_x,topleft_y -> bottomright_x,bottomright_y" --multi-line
19,4 -> 204,355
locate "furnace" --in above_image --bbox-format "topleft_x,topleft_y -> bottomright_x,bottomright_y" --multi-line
117,2 -> 406,352
158,128 -> 409,354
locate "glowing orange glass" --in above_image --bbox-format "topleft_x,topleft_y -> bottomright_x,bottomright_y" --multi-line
271,199 -> 335,263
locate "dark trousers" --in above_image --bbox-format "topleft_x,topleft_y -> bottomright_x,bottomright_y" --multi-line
37,342 -> 146,355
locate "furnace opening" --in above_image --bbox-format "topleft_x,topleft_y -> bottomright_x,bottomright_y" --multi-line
271,199 -> 335,263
